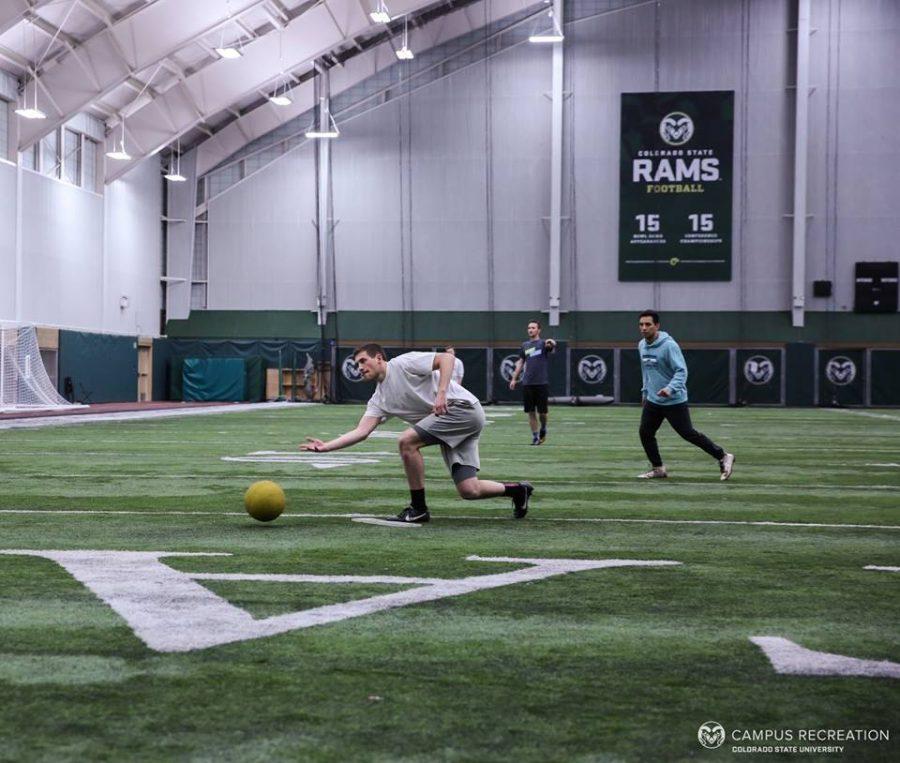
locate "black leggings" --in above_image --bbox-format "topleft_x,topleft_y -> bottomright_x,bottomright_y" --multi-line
639,401 -> 724,467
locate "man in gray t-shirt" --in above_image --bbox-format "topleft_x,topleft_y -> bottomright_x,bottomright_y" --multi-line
301,343 -> 533,524
509,320 -> 557,445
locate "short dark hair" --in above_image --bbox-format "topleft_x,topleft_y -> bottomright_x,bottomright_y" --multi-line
639,310 -> 660,325
528,319 -> 542,328
353,343 -> 387,360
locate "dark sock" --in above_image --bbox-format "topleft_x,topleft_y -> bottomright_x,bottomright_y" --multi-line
410,488 -> 427,510
539,427 -> 547,436
502,483 -> 522,497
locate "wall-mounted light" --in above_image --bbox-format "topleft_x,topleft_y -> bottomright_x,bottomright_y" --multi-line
119,295 -> 130,310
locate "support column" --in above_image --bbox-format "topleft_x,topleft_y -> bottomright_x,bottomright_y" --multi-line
313,70 -> 333,328
791,0 -> 811,328
547,0 -> 564,327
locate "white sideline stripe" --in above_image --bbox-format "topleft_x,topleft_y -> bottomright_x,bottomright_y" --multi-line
1,509 -> 898,530
352,518 -> 423,528
0,402 -> 309,430
190,572 -> 441,583
826,409 -> 900,423
750,636 -> 900,678
864,565 -> 900,572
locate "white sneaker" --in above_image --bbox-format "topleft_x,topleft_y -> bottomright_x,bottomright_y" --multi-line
719,453 -> 735,481
638,466 -> 668,479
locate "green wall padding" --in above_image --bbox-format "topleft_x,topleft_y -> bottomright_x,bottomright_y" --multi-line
818,349 -> 865,407
182,358 -> 246,402
58,331 -> 137,403
871,351 -> 900,405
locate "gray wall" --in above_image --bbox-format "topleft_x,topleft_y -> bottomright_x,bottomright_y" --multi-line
0,159 -> 162,334
198,0 -> 900,316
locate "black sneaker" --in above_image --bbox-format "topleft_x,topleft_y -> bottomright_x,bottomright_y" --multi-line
390,505 -> 430,523
511,482 -> 534,519
531,434 -> 540,446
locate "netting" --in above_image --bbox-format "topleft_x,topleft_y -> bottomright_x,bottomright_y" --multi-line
0,325 -> 76,411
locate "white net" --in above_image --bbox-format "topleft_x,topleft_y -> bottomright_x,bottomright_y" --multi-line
0,325 -> 76,411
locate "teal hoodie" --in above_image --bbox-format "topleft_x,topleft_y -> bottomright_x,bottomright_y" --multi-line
639,331 -> 688,405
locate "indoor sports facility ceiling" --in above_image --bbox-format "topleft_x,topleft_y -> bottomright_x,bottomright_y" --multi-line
0,0 -> 545,182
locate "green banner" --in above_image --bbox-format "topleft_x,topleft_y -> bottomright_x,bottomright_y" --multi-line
619,91 -> 734,281
570,349 -> 614,397
818,350 -> 865,407
737,350 -> 782,405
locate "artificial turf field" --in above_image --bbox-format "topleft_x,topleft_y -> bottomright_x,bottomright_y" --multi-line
0,404 -> 897,762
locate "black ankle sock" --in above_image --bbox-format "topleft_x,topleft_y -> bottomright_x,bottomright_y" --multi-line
502,483 -> 521,497
410,488 -> 427,510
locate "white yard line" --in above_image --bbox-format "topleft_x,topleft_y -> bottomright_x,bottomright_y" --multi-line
0,402 -> 310,430
1,508 -> 898,530
826,409 -> 900,423
864,565 -> 900,572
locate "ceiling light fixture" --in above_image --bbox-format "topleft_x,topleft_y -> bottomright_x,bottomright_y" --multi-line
395,15 -> 414,60
529,9 -> 564,43
369,1 -> 392,24
304,97 -> 339,139
164,137 -> 186,182
106,120 -> 131,161
268,34 -> 292,106
216,2 -> 244,59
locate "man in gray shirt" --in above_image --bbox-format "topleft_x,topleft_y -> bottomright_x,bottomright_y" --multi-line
509,320 -> 557,445
301,344 -> 533,523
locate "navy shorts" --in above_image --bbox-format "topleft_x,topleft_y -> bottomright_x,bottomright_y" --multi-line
522,384 -> 549,414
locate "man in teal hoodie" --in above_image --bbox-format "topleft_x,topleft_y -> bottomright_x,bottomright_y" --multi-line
637,310 -> 735,480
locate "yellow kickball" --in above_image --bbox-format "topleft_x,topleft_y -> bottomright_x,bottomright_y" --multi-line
244,480 -> 286,522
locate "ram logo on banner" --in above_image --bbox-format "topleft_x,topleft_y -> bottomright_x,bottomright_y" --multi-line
825,356 -> 857,386
342,355 -> 364,383
743,356 -> 775,386
619,91 -> 734,282
578,355 -> 608,385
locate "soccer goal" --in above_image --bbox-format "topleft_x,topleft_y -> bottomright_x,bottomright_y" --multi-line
0,324 -> 78,412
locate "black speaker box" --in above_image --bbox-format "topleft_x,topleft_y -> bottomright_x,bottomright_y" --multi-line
854,262 -> 898,313
813,280 -> 832,297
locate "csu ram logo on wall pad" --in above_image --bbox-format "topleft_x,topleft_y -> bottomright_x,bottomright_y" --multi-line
577,355 -> 608,385
341,355 -> 364,383
659,111 -> 694,145
743,355 -> 775,385
824,356 -> 857,386
499,355 -> 519,383
697,722 -> 726,749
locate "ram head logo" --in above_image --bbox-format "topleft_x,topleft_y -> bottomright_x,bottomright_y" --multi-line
743,355 -> 775,386
824,356 -> 857,386
341,355 -> 364,383
499,355 -> 520,383
659,111 -> 694,146
578,355 -> 608,385
697,722 -> 726,749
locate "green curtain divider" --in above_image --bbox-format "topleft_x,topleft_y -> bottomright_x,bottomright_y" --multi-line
182,358 -> 246,402
58,331 -> 138,403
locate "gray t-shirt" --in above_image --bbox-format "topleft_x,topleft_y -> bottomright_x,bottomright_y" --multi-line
365,352 -> 478,425
519,339 -> 554,386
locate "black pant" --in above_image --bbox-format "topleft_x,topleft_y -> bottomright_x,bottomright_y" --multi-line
639,401 -> 724,467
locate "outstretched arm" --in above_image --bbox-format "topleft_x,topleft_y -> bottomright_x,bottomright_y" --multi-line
301,415 -> 380,453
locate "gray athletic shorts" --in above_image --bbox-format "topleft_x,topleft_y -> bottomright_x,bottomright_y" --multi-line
414,400 -> 485,478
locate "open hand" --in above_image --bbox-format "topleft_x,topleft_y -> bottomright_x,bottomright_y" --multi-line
300,438 -> 326,452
